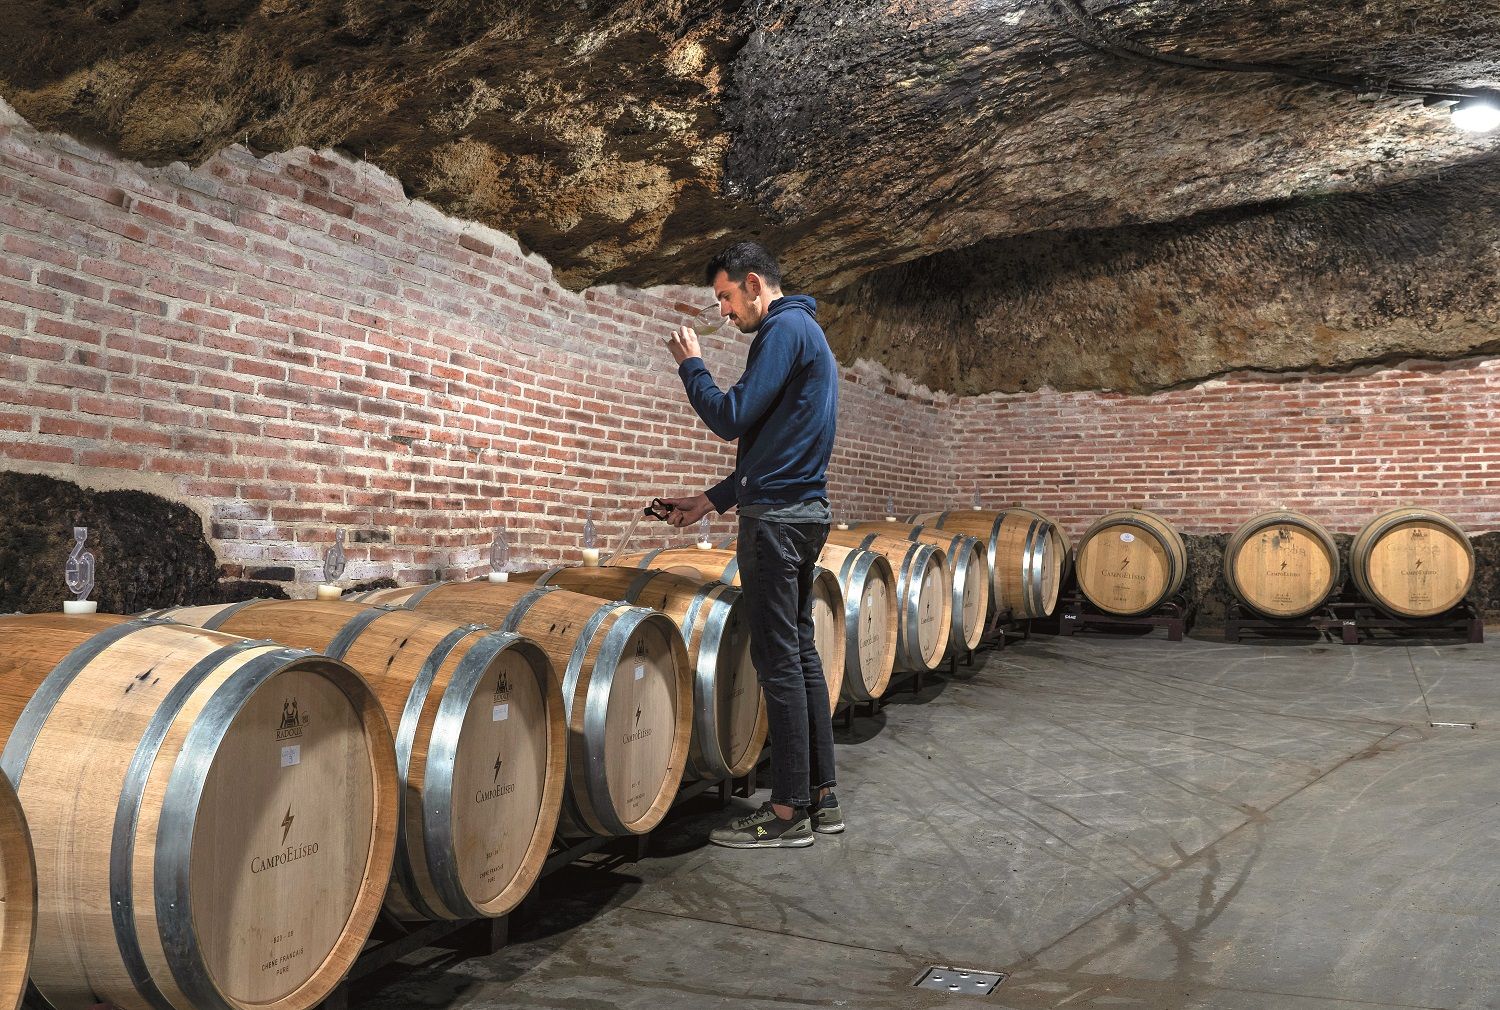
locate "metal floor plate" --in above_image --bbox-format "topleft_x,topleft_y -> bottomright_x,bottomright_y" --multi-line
913,966 -> 1008,996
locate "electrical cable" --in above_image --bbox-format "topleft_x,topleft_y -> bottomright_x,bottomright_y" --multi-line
1045,0 -> 1498,105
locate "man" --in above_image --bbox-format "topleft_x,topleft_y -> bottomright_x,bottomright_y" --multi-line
660,241 -> 842,849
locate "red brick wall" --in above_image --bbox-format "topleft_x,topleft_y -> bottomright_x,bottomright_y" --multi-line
4,99 -> 1497,597
0,103 -> 952,590
954,360 -> 1500,539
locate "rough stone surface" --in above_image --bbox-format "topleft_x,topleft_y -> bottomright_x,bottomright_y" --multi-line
823,159 -> 1500,393
0,472 -> 303,612
4,3 -> 1500,392
0,471 -> 219,614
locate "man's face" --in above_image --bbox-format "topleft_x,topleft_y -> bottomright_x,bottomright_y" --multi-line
712,270 -> 767,332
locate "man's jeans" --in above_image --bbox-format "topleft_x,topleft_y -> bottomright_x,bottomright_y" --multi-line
737,515 -> 837,808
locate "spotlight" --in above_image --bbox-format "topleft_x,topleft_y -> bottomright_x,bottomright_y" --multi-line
1452,98 -> 1500,133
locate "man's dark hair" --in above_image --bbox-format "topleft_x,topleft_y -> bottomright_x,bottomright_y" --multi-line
704,241 -> 783,288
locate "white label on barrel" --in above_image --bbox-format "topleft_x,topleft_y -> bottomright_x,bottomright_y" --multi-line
1120,532 -> 1135,542
634,662 -> 645,681
492,703 -> 509,722
281,745 -> 301,767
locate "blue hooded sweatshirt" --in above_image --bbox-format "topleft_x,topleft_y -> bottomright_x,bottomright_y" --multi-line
677,294 -> 838,514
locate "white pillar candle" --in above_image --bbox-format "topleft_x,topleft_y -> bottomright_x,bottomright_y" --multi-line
836,522 -> 849,531
884,515 -> 897,521
316,584 -> 342,601
488,571 -> 510,583
62,600 -> 98,615
581,548 -> 600,567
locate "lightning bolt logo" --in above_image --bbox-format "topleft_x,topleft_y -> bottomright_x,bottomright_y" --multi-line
1415,559 -> 1424,569
1120,557 -> 1130,570
1280,560 -> 1288,571
635,705 -> 642,726
493,753 -> 503,784
280,805 -> 295,846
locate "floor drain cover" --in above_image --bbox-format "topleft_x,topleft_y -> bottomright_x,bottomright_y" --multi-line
913,966 -> 1008,996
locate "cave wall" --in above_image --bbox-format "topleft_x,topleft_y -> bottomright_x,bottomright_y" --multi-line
823,156 -> 1500,395
0,102 -> 954,592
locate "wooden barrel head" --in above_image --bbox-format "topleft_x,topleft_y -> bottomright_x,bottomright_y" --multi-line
603,617 -> 681,829
810,569 -> 847,712
1076,511 -> 1186,616
1353,510 -> 1474,617
447,642 -> 552,913
1226,514 -> 1339,618
952,539 -> 988,650
189,661 -> 377,1003
715,601 -> 764,774
913,557 -> 948,666
856,576 -> 894,698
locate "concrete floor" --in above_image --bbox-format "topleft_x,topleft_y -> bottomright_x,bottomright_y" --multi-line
358,627 -> 1499,1010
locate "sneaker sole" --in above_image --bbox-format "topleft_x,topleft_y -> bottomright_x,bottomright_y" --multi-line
709,834 -> 815,849
813,822 -> 845,834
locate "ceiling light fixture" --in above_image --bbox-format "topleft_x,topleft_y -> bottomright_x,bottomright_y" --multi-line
1452,99 -> 1500,133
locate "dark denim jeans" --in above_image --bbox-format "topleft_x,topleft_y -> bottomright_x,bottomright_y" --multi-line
737,515 -> 837,809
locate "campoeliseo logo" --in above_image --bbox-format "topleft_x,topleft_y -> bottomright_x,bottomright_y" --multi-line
249,805 -> 321,874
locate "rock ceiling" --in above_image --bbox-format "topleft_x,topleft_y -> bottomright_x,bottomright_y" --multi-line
4,1 -> 1500,392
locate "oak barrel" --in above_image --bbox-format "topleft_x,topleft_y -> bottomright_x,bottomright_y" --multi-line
1075,509 -> 1188,616
512,566 -> 765,780
917,508 -> 1063,618
354,583 -> 691,837
852,522 -> 990,654
0,613 -> 398,1010
150,600 -> 564,922
1224,511 -> 1341,618
1350,507 -> 1475,618
0,771 -> 34,1010
825,530 -> 951,672
612,548 -> 850,711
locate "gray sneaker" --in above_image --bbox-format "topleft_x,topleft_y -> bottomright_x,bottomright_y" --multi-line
811,792 -> 844,834
709,803 -> 814,849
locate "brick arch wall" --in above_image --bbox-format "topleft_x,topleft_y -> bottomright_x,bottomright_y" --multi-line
0,102 -> 955,591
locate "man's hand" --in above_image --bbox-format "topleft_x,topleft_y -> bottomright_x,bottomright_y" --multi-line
658,492 -> 713,527
664,325 -> 702,366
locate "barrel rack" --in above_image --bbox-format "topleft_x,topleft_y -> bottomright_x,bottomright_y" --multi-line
1226,598 -> 1483,644
1057,593 -> 1195,642
313,768 -> 754,1010
837,606 -> 1025,728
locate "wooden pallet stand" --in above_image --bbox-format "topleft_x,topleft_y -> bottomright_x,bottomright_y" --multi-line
1327,600 -> 1484,644
1223,602 -> 1358,644
1057,593 -> 1194,642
